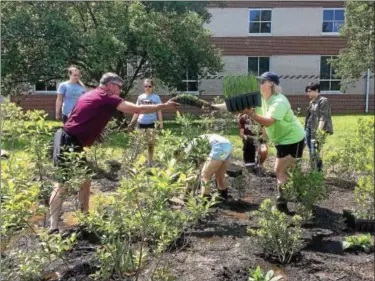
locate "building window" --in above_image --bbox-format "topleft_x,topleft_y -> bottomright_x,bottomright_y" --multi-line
248,57 -> 270,76
322,9 -> 345,33
34,80 -> 58,93
320,56 -> 341,92
249,9 -> 272,34
176,71 -> 199,94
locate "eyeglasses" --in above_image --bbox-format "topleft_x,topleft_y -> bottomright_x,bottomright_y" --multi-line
144,85 -> 152,88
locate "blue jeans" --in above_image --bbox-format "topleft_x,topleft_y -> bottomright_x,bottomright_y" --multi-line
305,129 -> 322,171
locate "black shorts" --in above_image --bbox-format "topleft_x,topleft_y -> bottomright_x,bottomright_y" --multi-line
52,129 -> 88,182
138,122 -> 155,129
275,138 -> 305,159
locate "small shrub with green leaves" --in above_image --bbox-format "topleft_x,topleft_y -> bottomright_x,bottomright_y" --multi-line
248,266 -> 283,281
342,233 -> 374,253
326,117 -> 374,180
283,166 -> 326,221
80,157 -> 212,280
248,199 -> 304,264
353,175 -> 374,219
1,231 -> 77,281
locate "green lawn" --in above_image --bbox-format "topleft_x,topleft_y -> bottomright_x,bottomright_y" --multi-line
2,115 -> 373,162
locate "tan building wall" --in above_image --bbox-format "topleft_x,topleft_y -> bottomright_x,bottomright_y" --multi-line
206,7 -> 339,37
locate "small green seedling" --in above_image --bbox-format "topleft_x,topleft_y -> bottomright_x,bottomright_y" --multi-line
248,266 -> 283,281
342,233 -> 374,253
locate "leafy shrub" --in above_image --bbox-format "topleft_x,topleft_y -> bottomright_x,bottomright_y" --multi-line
342,233 -> 374,253
1,232 -> 77,281
248,266 -> 283,281
80,157 -> 212,280
326,117 -> 374,180
248,199 -> 304,264
354,175 -> 374,219
282,166 -> 326,221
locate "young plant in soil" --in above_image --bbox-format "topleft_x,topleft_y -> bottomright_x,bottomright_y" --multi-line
248,265 -> 284,281
223,75 -> 259,98
1,231 -> 77,281
342,233 -> 374,253
248,199 -> 304,264
282,165 -> 326,222
79,156 -> 212,280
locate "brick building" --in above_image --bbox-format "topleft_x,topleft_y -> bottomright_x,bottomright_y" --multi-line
12,1 -> 374,116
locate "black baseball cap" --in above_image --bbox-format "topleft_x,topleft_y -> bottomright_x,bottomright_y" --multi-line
256,72 -> 280,85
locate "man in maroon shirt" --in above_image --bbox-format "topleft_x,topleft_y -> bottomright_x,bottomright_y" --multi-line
49,72 -> 179,233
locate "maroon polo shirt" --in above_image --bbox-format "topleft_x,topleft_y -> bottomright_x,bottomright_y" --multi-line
64,87 -> 123,147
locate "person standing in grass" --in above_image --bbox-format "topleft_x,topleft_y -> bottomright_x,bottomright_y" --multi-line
304,82 -> 333,171
129,79 -> 163,167
239,113 -> 268,175
56,66 -> 86,123
243,72 -> 305,214
49,73 -> 179,233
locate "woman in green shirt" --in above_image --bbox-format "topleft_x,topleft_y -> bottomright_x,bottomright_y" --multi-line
244,72 -> 305,214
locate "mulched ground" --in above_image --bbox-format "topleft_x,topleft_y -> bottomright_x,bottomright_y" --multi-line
5,158 -> 374,281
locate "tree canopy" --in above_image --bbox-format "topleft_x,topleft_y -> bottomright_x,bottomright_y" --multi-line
332,1 -> 375,82
1,1 -> 223,96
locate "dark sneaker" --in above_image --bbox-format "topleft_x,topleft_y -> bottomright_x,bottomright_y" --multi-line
219,189 -> 229,200
47,228 -> 59,235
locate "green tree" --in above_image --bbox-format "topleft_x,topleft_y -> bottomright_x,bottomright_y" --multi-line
1,1 -> 223,96
331,1 -> 375,81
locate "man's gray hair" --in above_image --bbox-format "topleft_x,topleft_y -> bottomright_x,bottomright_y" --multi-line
99,72 -> 124,86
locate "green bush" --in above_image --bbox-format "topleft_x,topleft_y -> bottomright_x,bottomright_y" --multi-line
248,199 -> 304,264
283,166 -> 326,221
354,175 -> 374,219
342,233 -> 374,253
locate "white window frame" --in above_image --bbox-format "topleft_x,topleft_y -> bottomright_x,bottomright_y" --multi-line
34,80 -> 59,95
322,8 -> 345,36
319,55 -> 342,94
176,72 -> 199,95
248,56 -> 271,76
248,8 -> 272,36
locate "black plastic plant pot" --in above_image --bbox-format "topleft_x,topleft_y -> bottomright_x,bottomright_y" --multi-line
343,210 -> 375,232
225,92 -> 262,112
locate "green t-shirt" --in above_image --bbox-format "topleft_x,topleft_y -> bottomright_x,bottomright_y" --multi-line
259,93 -> 305,145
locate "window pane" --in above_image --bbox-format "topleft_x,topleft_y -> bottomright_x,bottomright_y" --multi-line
259,57 -> 270,74
46,81 -> 56,91
187,82 -> 198,92
322,22 -> 333,32
335,10 -> 345,21
249,10 -> 261,22
330,80 -> 341,91
260,22 -> 271,33
333,21 -> 344,32
35,81 -> 46,91
320,81 -> 330,91
176,81 -> 187,92
249,22 -> 260,33
248,57 -> 258,75
261,10 -> 272,21
320,57 -> 331,79
323,10 -> 334,21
